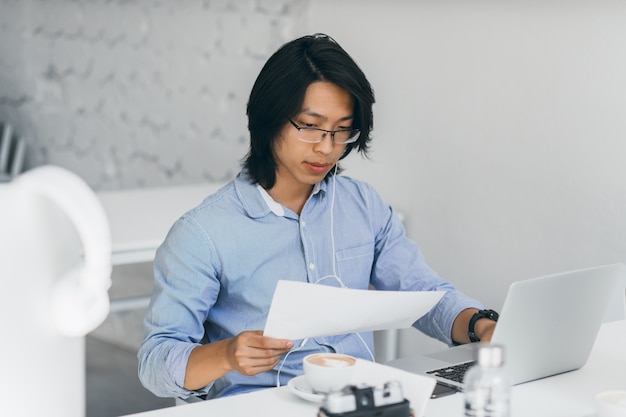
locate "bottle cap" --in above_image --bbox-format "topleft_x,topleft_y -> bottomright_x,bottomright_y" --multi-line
475,344 -> 505,368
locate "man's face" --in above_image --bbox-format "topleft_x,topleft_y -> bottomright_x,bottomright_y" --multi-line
272,81 -> 354,194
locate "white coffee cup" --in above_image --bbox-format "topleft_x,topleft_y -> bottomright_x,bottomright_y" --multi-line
596,391 -> 626,417
302,353 -> 357,394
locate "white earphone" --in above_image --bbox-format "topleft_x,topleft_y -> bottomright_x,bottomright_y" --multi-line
18,166 -> 112,337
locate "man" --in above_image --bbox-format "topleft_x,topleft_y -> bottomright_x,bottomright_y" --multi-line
138,33 -> 496,400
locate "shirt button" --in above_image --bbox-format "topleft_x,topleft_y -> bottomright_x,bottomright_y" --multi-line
301,221 -> 306,228
309,263 -> 315,270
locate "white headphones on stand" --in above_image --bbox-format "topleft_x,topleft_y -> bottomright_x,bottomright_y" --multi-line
18,165 -> 112,337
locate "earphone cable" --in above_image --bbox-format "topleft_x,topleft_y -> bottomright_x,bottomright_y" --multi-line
276,338 -> 309,387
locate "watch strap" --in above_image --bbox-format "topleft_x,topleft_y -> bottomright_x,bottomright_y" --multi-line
468,309 -> 499,343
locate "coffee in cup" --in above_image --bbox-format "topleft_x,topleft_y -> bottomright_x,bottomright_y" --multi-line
302,353 -> 357,394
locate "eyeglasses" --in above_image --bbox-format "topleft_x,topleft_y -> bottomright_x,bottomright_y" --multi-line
287,118 -> 360,145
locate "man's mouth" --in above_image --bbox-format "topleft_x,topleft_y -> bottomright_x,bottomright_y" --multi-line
305,161 -> 333,174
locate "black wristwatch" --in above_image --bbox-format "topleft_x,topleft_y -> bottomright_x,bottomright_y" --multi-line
468,309 -> 499,343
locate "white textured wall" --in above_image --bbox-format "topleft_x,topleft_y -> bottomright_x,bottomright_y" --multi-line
0,0 -> 307,190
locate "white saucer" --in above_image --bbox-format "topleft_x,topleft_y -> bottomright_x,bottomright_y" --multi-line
287,375 -> 325,403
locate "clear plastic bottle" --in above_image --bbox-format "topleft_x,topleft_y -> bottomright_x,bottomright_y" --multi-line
463,344 -> 510,417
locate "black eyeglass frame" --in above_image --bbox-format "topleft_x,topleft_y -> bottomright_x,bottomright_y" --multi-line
287,118 -> 360,145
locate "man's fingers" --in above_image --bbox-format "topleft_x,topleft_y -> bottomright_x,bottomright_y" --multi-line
245,330 -> 294,350
226,331 -> 294,376
231,350 -> 285,376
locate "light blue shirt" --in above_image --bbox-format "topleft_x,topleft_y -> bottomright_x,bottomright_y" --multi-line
138,171 -> 483,399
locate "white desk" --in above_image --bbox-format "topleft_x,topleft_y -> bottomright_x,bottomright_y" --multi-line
122,320 -> 626,417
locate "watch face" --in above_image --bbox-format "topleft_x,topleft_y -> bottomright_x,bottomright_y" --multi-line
481,309 -> 499,321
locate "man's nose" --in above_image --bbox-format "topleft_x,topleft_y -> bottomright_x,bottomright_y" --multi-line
313,132 -> 334,154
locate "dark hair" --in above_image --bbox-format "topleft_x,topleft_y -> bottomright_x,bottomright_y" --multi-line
243,33 -> 375,188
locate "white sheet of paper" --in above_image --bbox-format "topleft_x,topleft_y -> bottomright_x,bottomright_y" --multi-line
263,280 -> 445,340
351,359 -> 436,417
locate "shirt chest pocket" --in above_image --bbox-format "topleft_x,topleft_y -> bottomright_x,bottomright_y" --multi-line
334,242 -> 375,289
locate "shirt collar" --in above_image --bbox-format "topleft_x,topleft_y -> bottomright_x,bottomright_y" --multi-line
256,184 -> 285,217
234,170 -> 328,218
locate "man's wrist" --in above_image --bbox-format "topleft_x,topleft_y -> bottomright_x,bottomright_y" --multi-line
468,309 -> 499,342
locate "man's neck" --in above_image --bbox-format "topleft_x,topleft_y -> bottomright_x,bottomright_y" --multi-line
265,182 -> 313,215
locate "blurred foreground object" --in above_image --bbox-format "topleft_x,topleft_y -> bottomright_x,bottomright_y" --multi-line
464,344 -> 511,417
0,165 -> 112,417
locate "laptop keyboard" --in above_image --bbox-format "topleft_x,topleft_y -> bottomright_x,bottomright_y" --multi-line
426,361 -> 475,384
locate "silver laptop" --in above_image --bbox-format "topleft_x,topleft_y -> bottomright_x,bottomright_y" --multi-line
387,263 -> 625,391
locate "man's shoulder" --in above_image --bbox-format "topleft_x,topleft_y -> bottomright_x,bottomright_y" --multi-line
335,175 -> 381,197
183,180 -> 238,218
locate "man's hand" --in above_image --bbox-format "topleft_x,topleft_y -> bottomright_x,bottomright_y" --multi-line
184,330 -> 293,390
225,330 -> 294,376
